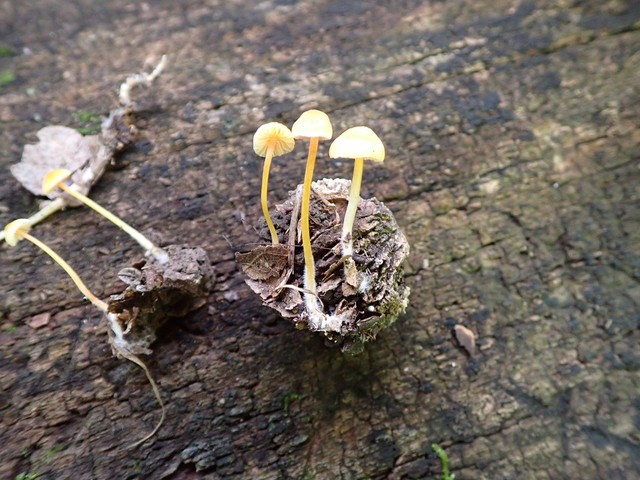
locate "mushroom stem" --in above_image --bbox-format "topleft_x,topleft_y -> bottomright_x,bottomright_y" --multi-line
56,182 -> 169,264
301,137 -> 319,293
342,156 -> 364,258
106,312 -> 165,449
17,229 -> 108,312
261,141 -> 279,244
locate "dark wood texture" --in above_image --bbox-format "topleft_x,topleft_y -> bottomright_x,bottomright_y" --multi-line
1,1 -> 639,479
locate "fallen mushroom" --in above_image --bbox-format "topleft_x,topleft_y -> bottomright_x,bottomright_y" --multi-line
3,218 -> 108,311
329,126 -> 385,260
42,168 -> 169,264
291,109 -> 333,329
1,56 -> 167,244
253,122 -> 295,244
3,217 -> 166,448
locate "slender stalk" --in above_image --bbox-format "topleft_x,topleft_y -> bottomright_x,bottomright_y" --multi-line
261,142 -> 279,244
301,137 -> 319,293
106,312 -> 166,449
19,230 -> 108,312
57,183 -> 169,264
342,157 -> 364,258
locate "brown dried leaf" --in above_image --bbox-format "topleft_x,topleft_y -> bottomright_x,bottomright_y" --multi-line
236,244 -> 290,283
10,126 -> 101,197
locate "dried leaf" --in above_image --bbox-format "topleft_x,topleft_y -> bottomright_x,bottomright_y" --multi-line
10,126 -> 100,197
236,244 -> 289,282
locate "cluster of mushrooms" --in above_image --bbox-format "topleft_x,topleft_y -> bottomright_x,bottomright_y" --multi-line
238,109 -> 410,354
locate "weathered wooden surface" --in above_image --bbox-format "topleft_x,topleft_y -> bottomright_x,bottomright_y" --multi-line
1,1 -> 639,479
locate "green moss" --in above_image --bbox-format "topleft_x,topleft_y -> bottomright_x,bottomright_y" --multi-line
15,473 -> 39,480
282,391 -> 301,412
44,445 -> 64,462
0,44 -> 15,57
0,70 -> 16,87
298,468 -> 316,480
72,110 -> 103,135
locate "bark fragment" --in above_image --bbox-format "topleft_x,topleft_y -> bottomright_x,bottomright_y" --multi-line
108,244 -> 214,355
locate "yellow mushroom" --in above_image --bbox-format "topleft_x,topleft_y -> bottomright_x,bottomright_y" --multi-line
329,126 -> 385,258
291,110 -> 333,296
252,122 -> 295,244
42,169 -> 169,264
4,218 -> 108,312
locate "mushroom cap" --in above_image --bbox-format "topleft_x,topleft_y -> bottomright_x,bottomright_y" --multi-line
42,169 -> 73,194
4,218 -> 31,246
329,126 -> 385,163
253,122 -> 295,158
291,109 -> 333,141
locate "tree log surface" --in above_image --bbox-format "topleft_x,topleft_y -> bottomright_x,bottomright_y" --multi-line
0,1 -> 638,479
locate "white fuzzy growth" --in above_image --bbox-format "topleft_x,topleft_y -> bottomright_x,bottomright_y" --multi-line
357,272 -> 369,294
302,269 -> 347,333
119,55 -> 167,106
303,268 -> 325,330
322,313 -> 347,333
341,237 -> 353,258
106,312 -> 129,353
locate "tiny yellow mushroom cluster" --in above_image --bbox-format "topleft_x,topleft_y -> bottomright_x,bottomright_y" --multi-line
253,110 -> 385,310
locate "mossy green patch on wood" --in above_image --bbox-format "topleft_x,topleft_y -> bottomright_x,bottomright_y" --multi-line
0,70 -> 15,87
72,110 -> 103,135
0,44 -> 15,57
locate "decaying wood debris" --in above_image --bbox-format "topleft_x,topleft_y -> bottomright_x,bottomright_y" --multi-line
237,178 -> 410,354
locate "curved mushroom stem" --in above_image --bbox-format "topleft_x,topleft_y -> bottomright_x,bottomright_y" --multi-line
18,230 -> 109,312
55,182 -> 169,265
341,156 -> 364,258
261,141 -> 279,244
106,312 -> 166,449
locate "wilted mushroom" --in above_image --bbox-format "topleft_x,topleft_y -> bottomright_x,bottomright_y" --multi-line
3,218 -> 108,312
329,126 -> 385,258
253,122 -> 295,244
42,169 -> 169,264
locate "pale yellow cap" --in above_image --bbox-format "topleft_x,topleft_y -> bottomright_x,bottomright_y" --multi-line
253,122 -> 295,157
42,169 -> 72,195
329,126 -> 385,163
4,218 -> 31,246
291,109 -> 332,140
